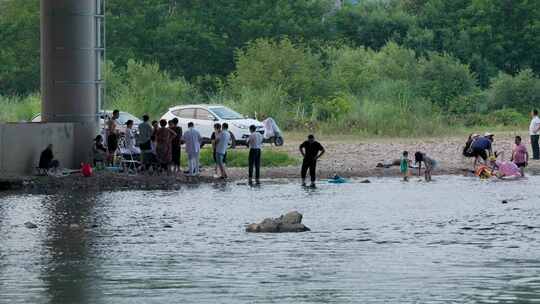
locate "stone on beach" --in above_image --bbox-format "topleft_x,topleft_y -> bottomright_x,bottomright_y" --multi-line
246,211 -> 310,233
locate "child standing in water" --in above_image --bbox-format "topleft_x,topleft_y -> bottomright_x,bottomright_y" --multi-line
400,151 -> 410,181
415,152 -> 436,182
511,135 -> 528,177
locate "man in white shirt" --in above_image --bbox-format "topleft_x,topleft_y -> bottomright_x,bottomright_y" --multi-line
530,109 -> 540,160
248,125 -> 263,184
215,123 -> 231,179
181,122 -> 202,176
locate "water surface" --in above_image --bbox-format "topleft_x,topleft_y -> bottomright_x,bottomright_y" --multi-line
1,176 -> 539,303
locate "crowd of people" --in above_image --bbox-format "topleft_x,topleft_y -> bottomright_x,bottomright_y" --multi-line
37,108 -> 540,185
92,110 -> 276,185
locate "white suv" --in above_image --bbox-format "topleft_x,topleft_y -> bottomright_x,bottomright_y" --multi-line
161,105 -> 265,146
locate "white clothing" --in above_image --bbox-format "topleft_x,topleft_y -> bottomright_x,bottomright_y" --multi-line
182,127 -> 202,155
248,132 -> 263,149
123,128 -> 141,155
216,130 -> 231,155
262,117 -> 281,139
188,152 -> 200,176
530,116 -> 540,135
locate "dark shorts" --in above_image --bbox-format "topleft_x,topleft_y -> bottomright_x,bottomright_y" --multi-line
139,140 -> 152,151
172,146 -> 181,166
472,148 -> 488,160
515,162 -> 527,168
107,134 -> 118,153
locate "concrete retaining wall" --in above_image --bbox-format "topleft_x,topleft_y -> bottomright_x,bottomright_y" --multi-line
0,123 -> 75,176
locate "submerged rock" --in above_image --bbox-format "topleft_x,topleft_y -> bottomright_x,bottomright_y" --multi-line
24,222 -> 38,229
246,211 -> 310,233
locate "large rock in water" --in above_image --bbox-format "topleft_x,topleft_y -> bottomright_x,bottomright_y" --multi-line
246,211 -> 310,233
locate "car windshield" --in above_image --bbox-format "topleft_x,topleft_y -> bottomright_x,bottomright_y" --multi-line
210,107 -> 244,120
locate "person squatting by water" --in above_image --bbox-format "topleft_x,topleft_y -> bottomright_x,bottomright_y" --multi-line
415,151 -> 437,182
248,124 -> 263,185
470,133 -> 494,168
92,135 -> 107,169
182,122 -> 202,176
299,135 -> 325,187
38,144 -> 60,174
400,151 -> 411,181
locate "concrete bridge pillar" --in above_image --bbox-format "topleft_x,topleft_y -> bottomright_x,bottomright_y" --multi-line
41,0 -> 103,166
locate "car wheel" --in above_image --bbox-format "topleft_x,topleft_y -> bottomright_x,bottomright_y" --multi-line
274,136 -> 284,146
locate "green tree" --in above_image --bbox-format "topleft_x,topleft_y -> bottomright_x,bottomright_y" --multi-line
0,0 -> 40,95
487,69 -> 540,112
228,38 -> 327,103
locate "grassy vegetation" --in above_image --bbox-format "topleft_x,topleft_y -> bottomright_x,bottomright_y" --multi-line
180,148 -> 300,168
0,94 -> 40,122
1,42 -> 537,140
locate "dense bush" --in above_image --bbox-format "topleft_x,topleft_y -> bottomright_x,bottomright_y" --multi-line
228,38 -> 327,103
416,53 -> 477,110
488,109 -> 529,126
487,69 -> 540,112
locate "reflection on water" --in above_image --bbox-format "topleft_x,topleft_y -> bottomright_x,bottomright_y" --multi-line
1,176 -> 540,303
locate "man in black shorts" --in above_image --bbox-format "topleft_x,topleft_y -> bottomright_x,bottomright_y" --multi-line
299,134 -> 325,187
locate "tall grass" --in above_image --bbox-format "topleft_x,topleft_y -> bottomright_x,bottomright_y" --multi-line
0,94 -> 40,122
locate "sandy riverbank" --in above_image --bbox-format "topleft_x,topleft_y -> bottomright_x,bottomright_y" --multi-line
2,132 -> 539,193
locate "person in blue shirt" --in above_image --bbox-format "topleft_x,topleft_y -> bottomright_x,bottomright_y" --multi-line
471,133 -> 494,168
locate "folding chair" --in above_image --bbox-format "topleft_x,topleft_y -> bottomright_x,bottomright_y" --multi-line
117,136 -> 142,174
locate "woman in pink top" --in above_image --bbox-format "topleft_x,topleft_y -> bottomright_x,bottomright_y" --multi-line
511,136 -> 529,177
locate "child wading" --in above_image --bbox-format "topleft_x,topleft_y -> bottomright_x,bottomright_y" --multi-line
299,135 -> 325,187
511,135 -> 528,177
400,151 -> 410,181
415,151 -> 436,182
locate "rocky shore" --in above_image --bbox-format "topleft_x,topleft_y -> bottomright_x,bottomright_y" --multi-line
2,133 -> 539,193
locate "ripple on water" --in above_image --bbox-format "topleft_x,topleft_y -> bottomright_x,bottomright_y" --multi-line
0,175 -> 540,303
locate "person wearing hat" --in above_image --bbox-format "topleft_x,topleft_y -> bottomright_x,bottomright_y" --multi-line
529,109 -> 540,160
470,133 -> 494,167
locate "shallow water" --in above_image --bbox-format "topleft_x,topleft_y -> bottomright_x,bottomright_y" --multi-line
1,176 -> 539,304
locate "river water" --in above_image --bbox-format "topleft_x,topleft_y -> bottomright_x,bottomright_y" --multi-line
0,176 -> 539,303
